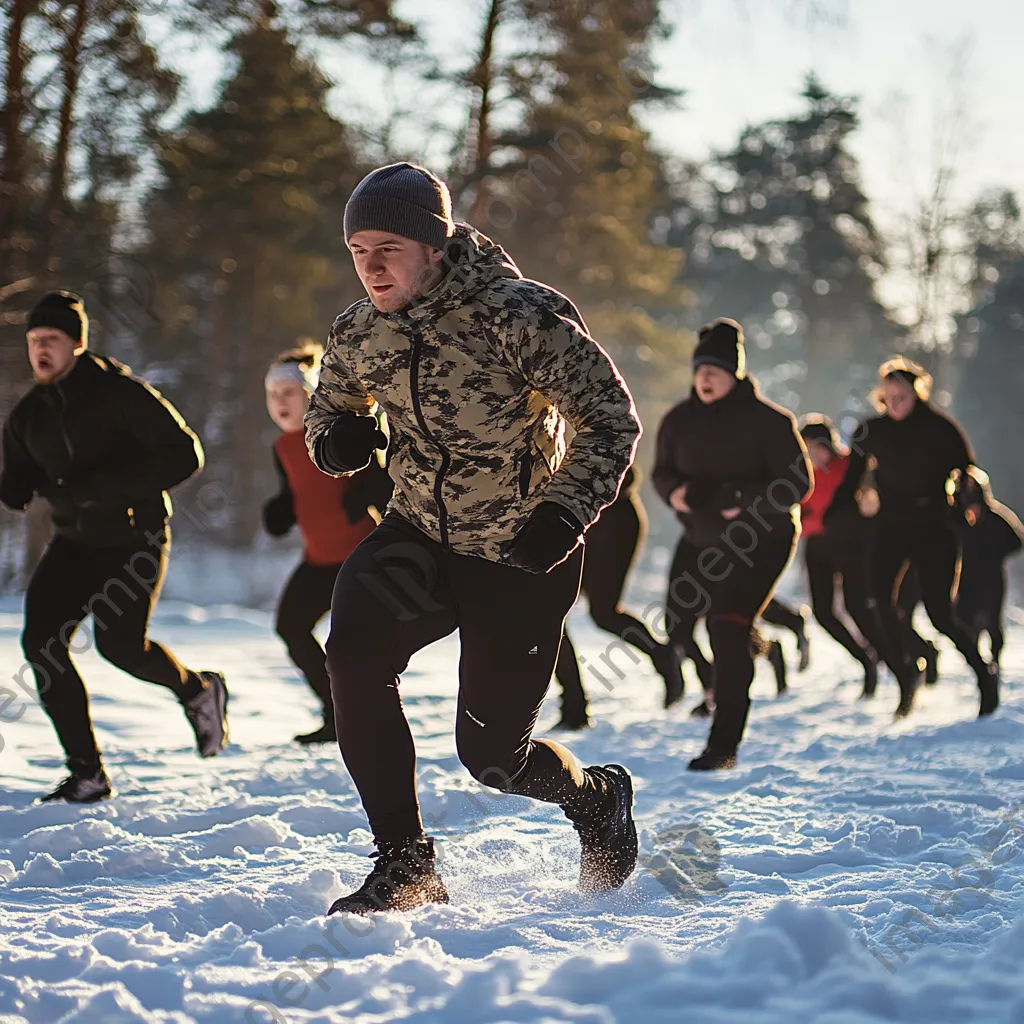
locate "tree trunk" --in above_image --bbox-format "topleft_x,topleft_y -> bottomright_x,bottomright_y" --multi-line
469,0 -> 502,225
0,0 -> 35,276
39,0 -> 89,287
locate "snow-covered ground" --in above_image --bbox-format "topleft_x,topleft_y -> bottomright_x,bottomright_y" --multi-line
2,555 -> 1024,1024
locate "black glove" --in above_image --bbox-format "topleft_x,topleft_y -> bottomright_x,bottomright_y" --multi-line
342,461 -> 395,524
317,413 -> 388,474
682,478 -> 718,510
263,493 -> 296,536
501,501 -> 584,574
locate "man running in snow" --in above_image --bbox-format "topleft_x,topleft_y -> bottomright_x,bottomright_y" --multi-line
305,163 -> 642,915
0,291 -> 228,803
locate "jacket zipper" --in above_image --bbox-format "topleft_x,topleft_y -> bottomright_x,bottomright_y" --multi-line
54,381 -> 75,464
408,327 -> 451,548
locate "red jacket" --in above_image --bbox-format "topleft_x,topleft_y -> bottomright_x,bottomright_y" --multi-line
801,454 -> 849,538
267,429 -> 375,565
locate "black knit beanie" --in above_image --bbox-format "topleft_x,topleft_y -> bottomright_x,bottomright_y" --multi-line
693,317 -> 745,378
344,162 -> 455,250
799,414 -> 839,453
27,291 -> 88,345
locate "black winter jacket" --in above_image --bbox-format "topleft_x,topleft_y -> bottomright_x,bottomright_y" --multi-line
0,352 -> 202,547
828,401 -> 972,528
652,377 -> 812,549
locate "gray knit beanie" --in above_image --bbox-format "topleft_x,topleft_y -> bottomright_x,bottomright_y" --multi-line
344,162 -> 455,250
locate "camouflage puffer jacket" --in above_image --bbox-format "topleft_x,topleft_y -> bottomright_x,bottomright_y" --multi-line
305,224 -> 641,562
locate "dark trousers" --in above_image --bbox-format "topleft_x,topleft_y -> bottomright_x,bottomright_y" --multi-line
760,597 -> 804,636
868,520 -> 989,688
326,515 -> 596,846
554,492 -> 669,722
20,533 -> 196,766
957,569 -> 1007,665
275,560 -> 341,719
665,527 -> 796,755
804,535 -> 874,667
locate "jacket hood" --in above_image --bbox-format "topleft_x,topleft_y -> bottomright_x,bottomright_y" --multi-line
405,223 -> 522,322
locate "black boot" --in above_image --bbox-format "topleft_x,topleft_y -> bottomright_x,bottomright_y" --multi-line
861,651 -> 879,699
923,643 -> 940,685
894,674 -> 919,719
688,748 -> 737,771
182,671 -> 229,757
553,715 -> 591,731
767,640 -> 788,695
652,643 -> 684,709
689,697 -> 713,718
40,759 -> 112,804
295,720 -> 337,745
978,664 -> 1000,717
328,836 -> 448,916
796,612 -> 810,672
567,764 -> 638,895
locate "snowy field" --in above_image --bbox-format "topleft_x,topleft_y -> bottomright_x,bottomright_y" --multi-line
2,557 -> 1024,1024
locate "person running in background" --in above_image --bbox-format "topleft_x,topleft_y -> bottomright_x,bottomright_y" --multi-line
950,465 -> 1023,672
797,415 -> 882,696
263,343 -> 390,744
827,357 -> 998,718
654,318 -> 812,770
552,464 -> 684,730
0,291 -> 228,803
306,162 -> 641,914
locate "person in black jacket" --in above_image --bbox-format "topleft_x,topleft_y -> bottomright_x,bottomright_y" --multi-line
0,292 -> 228,803
653,318 -> 812,770
553,465 -> 684,730
949,466 -> 1023,671
827,357 -> 998,717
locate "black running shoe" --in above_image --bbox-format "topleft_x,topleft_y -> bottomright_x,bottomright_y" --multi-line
182,671 -> 229,757
924,644 -> 940,686
978,664 -> 1000,717
767,640 -> 788,694
653,643 -> 684,709
295,721 -> 337,745
689,698 -> 713,718
328,837 -> 449,916
40,760 -> 112,804
572,764 -> 638,895
688,749 -> 736,771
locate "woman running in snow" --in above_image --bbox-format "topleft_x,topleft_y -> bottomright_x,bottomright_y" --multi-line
653,318 -> 812,770
827,357 -> 998,718
553,464 -> 684,731
263,344 -> 389,744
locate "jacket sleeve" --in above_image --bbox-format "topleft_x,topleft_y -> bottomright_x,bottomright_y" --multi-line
824,429 -> 868,525
305,308 -> 378,476
0,413 -> 41,512
263,449 -> 296,537
85,374 -> 203,499
985,505 -> 1024,560
507,304 -> 641,528
652,408 -> 686,507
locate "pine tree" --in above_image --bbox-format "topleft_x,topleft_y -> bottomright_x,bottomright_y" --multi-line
144,15 -> 365,547
672,75 -> 895,418
954,189 -> 1024,510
